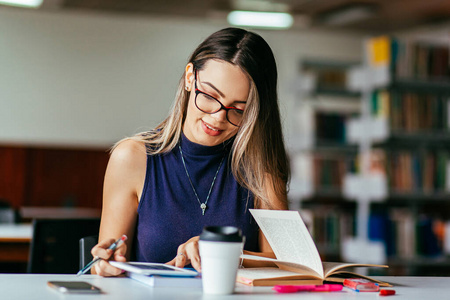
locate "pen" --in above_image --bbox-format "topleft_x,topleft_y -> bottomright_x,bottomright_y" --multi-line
76,234 -> 127,276
273,284 -> 343,293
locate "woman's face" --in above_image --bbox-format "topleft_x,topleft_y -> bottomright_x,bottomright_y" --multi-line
183,59 -> 250,147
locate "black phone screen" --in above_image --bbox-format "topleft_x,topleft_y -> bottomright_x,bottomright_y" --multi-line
47,281 -> 102,294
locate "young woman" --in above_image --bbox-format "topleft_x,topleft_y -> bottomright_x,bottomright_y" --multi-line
92,27 -> 290,276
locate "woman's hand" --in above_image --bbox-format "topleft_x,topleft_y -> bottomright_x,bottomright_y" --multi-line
166,236 -> 201,272
91,238 -> 128,277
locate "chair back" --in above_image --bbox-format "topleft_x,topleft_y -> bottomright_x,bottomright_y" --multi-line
0,199 -> 19,223
0,209 -> 16,223
79,235 -> 98,269
27,218 -> 100,274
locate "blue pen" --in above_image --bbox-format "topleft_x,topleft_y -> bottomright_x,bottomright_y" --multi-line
76,234 -> 127,276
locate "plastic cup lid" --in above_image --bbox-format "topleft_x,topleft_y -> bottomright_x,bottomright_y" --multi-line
199,226 -> 243,242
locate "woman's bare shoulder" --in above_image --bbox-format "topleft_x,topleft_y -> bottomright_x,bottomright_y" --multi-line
111,138 -> 146,160
104,139 -> 147,200
108,139 -> 147,176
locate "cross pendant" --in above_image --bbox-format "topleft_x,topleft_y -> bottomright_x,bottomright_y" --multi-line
200,203 -> 207,215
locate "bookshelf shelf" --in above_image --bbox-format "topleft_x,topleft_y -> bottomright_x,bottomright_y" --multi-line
376,132 -> 450,144
387,256 -> 450,276
388,256 -> 450,267
302,199 -> 357,208
380,131 -> 450,146
314,143 -> 359,152
391,78 -> 450,92
388,191 -> 450,201
312,87 -> 361,98
307,189 -> 343,199
302,60 -> 360,69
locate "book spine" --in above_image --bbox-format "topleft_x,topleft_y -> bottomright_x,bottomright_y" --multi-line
368,210 -> 445,259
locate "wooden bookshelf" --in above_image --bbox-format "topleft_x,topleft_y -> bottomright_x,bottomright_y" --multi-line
365,36 -> 450,275
301,200 -> 357,262
0,145 -> 109,210
293,59 -> 361,260
295,38 -> 450,274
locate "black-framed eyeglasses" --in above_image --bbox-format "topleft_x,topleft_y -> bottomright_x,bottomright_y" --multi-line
193,71 -> 244,127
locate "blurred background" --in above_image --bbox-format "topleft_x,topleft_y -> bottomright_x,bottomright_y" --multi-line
1,0 -> 450,276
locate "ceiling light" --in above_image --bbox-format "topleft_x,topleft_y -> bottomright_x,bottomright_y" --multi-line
227,10 -> 294,30
0,0 -> 43,8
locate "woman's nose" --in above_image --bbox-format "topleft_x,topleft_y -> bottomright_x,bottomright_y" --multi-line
212,108 -> 228,122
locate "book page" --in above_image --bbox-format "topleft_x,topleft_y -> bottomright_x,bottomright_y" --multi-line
322,262 -> 388,278
250,209 -> 324,278
240,254 -> 278,262
325,271 -> 392,287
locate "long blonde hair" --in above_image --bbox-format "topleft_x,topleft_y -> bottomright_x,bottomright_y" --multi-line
122,28 -> 290,208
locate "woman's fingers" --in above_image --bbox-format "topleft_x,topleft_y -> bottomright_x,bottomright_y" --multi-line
184,238 -> 201,271
90,238 -> 128,277
113,242 -> 127,258
93,259 -> 123,277
167,236 -> 201,272
165,257 -> 176,266
189,253 -> 201,272
91,238 -> 116,260
175,252 -> 188,268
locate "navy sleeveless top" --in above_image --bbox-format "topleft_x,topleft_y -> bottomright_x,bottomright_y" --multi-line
134,133 -> 260,263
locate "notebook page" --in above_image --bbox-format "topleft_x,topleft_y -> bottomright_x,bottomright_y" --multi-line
250,209 -> 324,278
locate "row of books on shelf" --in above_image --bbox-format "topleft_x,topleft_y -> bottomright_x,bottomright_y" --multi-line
301,205 -> 450,261
301,59 -> 354,93
385,37 -> 449,80
301,208 -> 355,260
312,155 -> 353,190
315,112 -> 348,144
369,209 -> 450,259
316,69 -> 347,90
304,39 -> 449,96
311,149 -> 450,194
385,150 -> 449,192
371,90 -> 450,132
314,95 -> 450,145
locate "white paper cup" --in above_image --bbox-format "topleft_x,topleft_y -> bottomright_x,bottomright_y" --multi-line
199,226 -> 244,295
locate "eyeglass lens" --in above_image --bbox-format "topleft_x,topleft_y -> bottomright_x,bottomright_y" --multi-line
195,93 -> 243,126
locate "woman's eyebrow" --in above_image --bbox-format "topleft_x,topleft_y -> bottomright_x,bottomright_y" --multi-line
201,81 -> 247,104
202,81 -> 225,98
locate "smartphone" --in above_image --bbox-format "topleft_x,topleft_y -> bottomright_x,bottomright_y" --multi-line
47,281 -> 102,294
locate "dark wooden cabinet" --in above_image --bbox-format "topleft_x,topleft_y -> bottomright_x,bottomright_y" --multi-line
0,145 -> 109,209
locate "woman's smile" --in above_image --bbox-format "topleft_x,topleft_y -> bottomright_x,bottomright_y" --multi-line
201,120 -> 223,136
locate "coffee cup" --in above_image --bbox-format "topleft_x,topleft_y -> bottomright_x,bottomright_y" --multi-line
199,226 -> 244,295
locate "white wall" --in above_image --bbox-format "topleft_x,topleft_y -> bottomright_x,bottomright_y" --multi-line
0,7 -> 364,148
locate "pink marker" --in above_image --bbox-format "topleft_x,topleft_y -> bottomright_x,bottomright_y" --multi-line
273,284 -> 343,293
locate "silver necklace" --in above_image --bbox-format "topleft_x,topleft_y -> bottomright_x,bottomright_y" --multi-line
179,145 -> 225,215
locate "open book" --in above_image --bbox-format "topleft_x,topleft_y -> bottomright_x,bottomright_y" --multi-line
238,209 -> 389,286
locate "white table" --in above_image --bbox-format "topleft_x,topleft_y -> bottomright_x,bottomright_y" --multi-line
1,274 -> 449,299
0,224 -> 32,263
0,223 -> 32,239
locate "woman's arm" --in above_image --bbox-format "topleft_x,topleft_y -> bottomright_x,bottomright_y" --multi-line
91,139 -> 147,276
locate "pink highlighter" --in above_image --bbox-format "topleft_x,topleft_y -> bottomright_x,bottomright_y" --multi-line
273,284 -> 343,293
